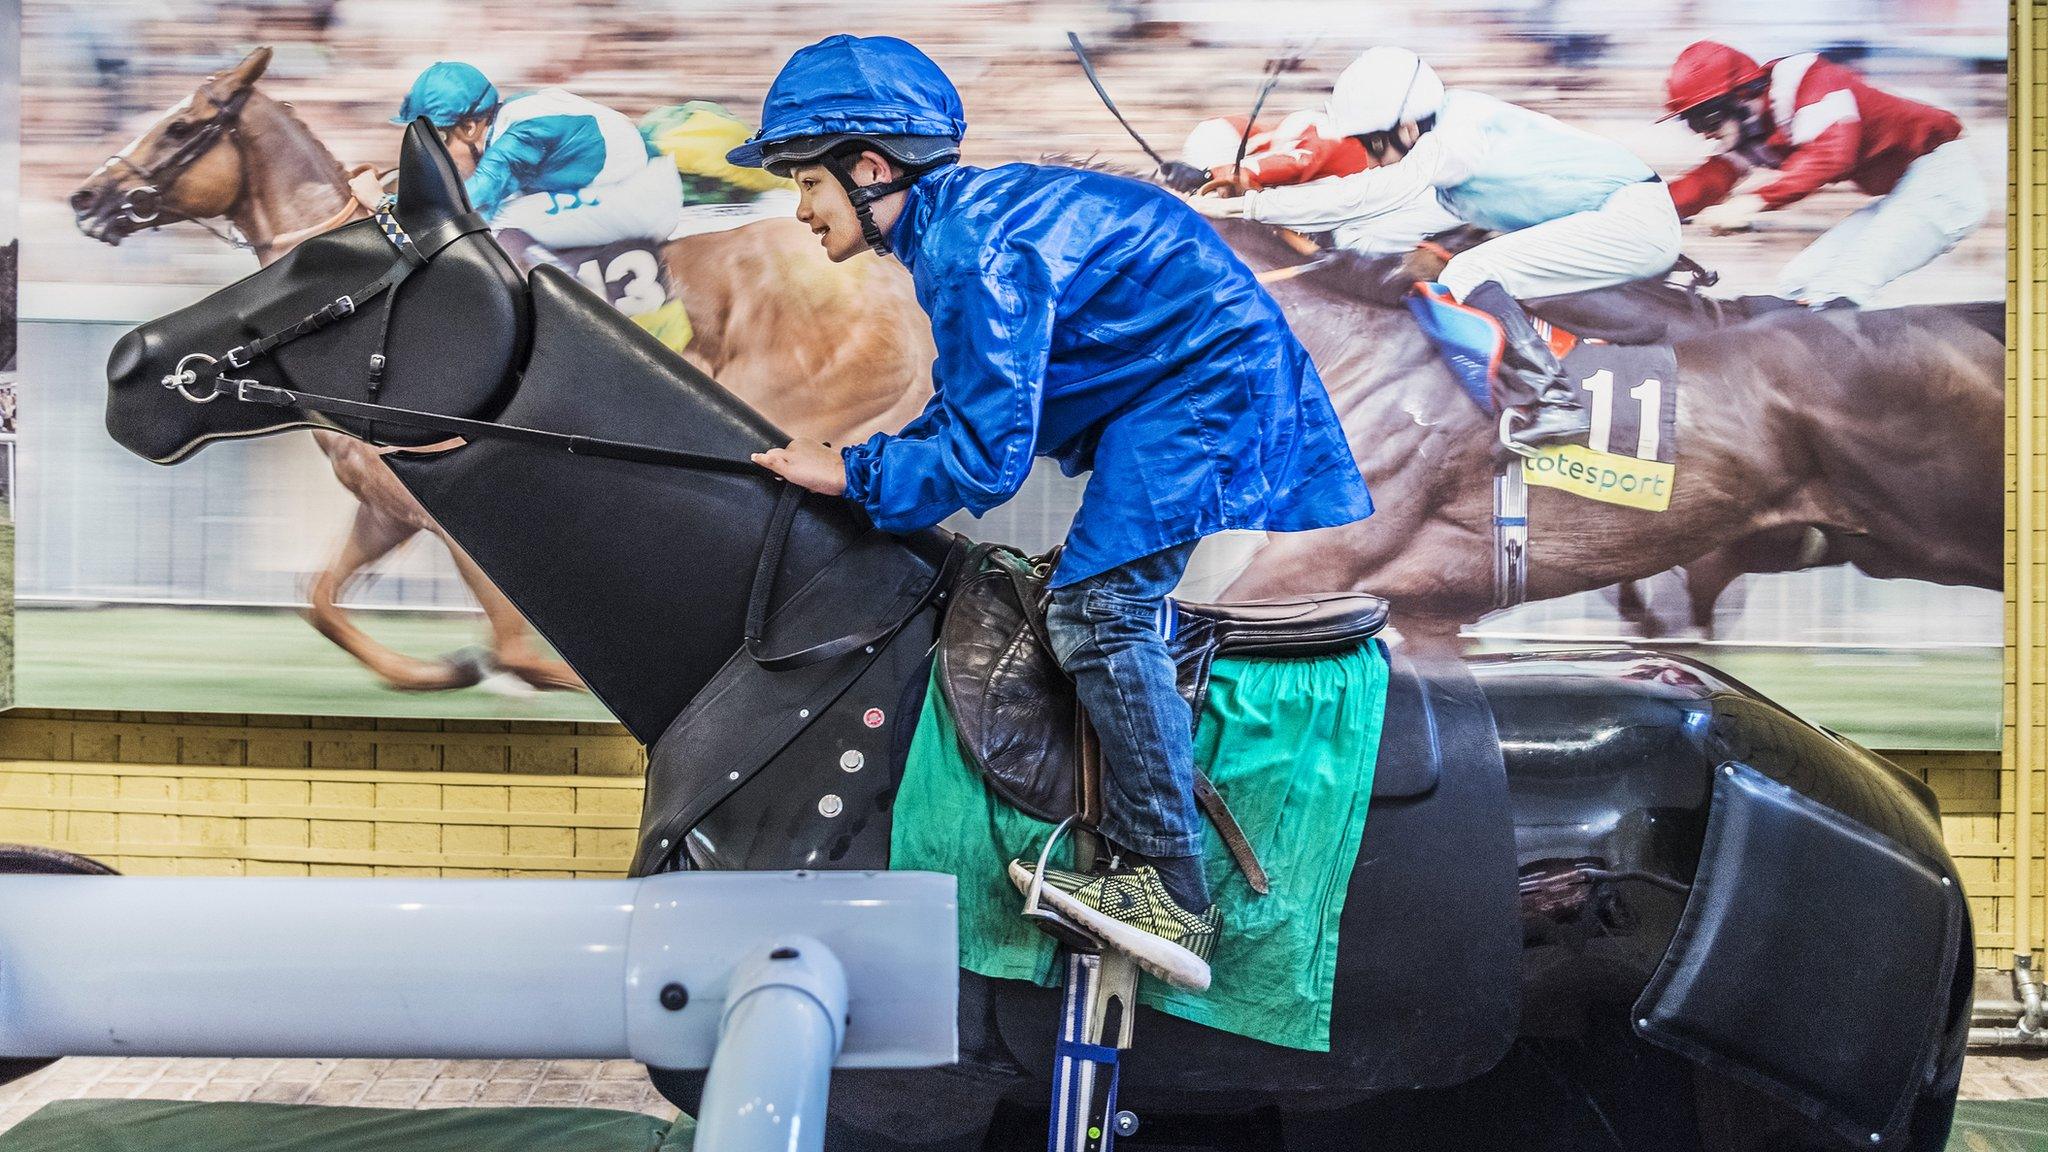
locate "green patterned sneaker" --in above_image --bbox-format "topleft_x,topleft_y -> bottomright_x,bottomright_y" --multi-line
1008,858 -> 1221,991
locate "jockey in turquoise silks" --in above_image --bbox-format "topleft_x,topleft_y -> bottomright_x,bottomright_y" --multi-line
396,62 -> 682,250
732,34 -> 1372,991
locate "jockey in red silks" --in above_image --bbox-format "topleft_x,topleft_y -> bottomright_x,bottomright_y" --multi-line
1179,109 -> 1463,256
1180,111 -> 1357,189
1662,41 -> 1987,306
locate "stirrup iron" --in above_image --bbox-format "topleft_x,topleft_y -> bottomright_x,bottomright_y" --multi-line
1021,817 -> 1103,953
1496,408 -> 1541,459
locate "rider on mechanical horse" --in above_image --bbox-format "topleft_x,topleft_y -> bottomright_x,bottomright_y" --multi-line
1179,109 -> 1462,256
395,62 -> 683,254
734,35 -> 1373,990
1189,47 -> 1681,448
1661,41 -> 1987,307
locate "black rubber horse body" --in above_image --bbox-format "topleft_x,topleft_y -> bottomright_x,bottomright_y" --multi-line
97,124 -> 1972,1152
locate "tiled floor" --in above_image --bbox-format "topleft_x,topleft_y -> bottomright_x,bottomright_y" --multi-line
2,1051 -> 2045,1138
1962,1052 -> 2048,1100
0,1056 -> 681,1135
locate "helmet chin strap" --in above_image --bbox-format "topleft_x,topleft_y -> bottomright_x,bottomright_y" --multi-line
823,152 -> 923,256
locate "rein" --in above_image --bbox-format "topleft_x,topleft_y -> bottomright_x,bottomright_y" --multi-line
160,200 -> 941,672
255,172 -> 385,259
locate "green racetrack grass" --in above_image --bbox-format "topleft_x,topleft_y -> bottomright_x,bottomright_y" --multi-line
18,603 -> 615,722
14,602 -> 2002,747
1466,637 -> 1999,751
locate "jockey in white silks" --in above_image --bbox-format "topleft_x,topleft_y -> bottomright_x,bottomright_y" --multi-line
395,61 -> 682,250
1189,47 -> 1682,448
1179,108 -> 1463,257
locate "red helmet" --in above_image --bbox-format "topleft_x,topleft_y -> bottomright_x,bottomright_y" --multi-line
1660,41 -> 1764,121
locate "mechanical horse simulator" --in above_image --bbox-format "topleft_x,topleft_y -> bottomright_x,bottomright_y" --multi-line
0,121 -> 1975,1152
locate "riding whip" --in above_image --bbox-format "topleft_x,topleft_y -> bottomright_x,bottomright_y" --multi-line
1233,33 -> 1323,180
1065,32 -> 1192,185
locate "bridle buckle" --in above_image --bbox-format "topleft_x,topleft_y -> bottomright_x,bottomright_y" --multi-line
235,377 -> 290,406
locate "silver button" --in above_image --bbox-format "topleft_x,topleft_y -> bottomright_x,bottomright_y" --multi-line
818,794 -> 844,818
840,750 -> 865,772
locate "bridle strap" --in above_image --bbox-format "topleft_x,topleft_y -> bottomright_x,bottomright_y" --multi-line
409,210 -> 492,261
217,203 -> 484,373
153,87 -> 253,183
105,87 -> 256,243
223,370 -> 940,671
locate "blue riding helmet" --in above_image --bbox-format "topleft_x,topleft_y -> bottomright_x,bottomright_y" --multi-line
394,61 -> 502,128
727,35 -> 963,254
726,35 -> 964,171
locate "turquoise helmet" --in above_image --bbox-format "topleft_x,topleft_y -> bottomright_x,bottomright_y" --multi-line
394,62 -> 501,128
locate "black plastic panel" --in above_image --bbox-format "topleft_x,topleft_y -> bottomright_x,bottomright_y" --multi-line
1633,762 -> 1963,1148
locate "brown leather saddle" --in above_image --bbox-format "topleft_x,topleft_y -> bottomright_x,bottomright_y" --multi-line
936,546 -> 1388,894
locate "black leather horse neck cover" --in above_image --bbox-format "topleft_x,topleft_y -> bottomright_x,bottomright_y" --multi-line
388,266 -> 949,743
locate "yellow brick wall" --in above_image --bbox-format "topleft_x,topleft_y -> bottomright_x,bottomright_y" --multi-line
0,710 -> 646,877
0,722 -> 2011,957
2007,0 -> 2043,973
1901,749 -> 2008,968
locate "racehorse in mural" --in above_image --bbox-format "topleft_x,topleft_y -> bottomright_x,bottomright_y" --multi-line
82,124 -> 1974,1152
68,47 -> 936,690
1196,205 -> 2004,649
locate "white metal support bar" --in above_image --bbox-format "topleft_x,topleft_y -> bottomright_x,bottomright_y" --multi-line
0,871 -> 957,1095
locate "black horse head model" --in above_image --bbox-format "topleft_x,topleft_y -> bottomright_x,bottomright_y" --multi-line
104,119 -> 527,464
94,124 -> 1975,1152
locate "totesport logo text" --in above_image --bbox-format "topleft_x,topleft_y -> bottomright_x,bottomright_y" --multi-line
1521,444 -> 1675,512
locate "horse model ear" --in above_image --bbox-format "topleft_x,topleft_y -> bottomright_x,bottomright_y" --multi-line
395,118 -> 475,233
216,47 -> 273,94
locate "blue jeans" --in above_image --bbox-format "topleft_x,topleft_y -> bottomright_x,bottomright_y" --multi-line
1045,542 -> 1202,859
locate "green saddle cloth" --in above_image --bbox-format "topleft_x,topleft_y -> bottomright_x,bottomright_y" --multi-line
0,1100 -> 694,1152
890,640 -> 1389,1053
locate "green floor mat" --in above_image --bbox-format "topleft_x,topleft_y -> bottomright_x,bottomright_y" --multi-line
1949,1099 -> 2048,1151
0,1100 -> 694,1152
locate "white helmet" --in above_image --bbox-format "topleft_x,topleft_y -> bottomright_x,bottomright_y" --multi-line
1181,117 -> 1247,171
1327,47 -> 1444,138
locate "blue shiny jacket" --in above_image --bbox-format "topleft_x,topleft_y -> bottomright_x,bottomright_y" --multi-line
839,162 -> 1372,586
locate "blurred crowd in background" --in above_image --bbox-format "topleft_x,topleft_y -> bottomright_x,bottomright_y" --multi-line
18,0 -> 2008,298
